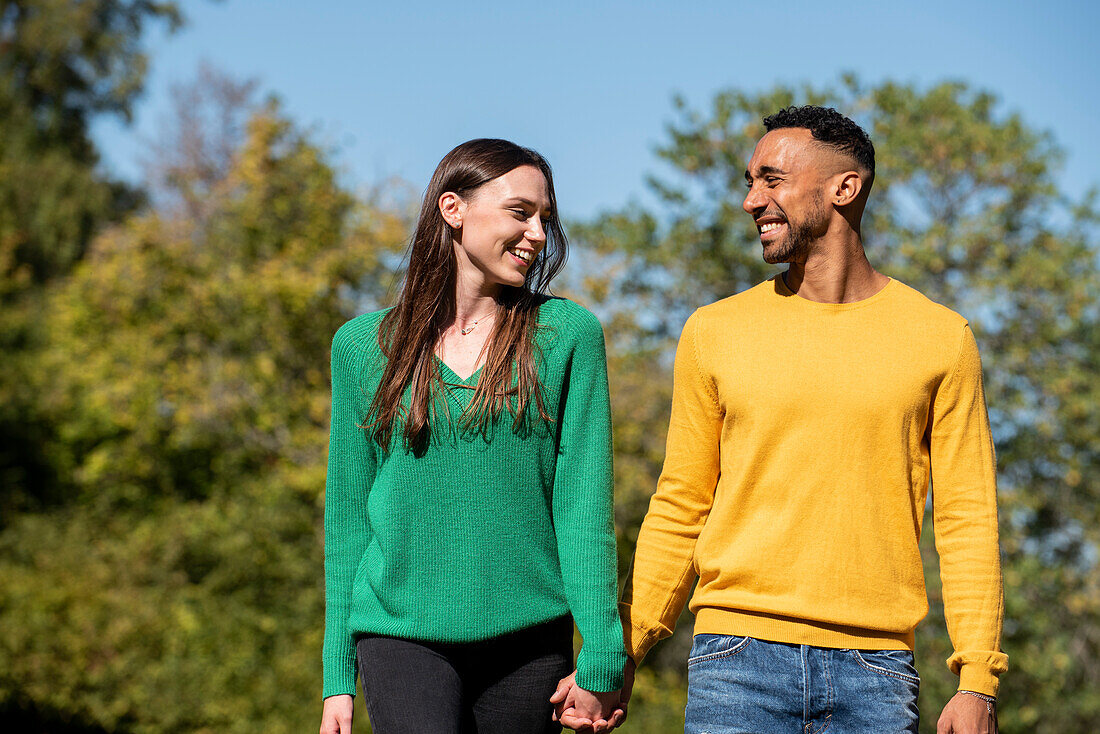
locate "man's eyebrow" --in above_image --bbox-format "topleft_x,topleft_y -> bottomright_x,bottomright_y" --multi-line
745,165 -> 788,180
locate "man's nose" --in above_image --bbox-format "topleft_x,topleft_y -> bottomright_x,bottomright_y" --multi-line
742,186 -> 766,215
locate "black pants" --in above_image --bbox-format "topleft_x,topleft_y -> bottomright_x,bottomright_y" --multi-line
356,616 -> 573,734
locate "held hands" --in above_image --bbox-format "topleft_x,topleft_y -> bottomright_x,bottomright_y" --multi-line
937,691 -> 997,734
550,658 -> 636,733
549,672 -> 621,733
320,694 -> 354,734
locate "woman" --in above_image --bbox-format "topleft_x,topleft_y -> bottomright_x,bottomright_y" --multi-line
319,139 -> 626,734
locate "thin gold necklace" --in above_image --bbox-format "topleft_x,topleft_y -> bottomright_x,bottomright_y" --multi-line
458,311 -> 496,336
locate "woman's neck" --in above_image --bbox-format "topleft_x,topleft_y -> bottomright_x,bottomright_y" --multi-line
452,273 -> 500,331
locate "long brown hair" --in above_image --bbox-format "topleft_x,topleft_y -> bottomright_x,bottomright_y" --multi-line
367,139 -> 568,453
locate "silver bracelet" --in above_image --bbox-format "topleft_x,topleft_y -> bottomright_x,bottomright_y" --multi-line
960,690 -> 996,713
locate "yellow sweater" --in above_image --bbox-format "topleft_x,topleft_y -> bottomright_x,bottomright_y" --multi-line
621,275 -> 1008,696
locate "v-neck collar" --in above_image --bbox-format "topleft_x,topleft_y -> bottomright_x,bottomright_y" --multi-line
435,355 -> 482,385
435,356 -> 482,414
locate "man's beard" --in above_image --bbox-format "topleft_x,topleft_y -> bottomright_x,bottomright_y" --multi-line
762,197 -> 828,264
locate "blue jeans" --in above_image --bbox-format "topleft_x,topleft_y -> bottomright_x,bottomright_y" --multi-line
686,634 -> 920,734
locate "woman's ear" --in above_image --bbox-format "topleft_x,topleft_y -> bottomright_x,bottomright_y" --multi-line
439,192 -> 465,229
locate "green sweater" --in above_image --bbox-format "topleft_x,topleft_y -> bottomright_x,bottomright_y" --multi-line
322,297 -> 627,697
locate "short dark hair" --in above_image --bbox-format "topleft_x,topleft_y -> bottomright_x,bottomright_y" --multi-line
763,105 -> 875,183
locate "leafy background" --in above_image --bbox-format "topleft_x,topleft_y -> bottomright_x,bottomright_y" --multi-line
1,2 -> 1097,732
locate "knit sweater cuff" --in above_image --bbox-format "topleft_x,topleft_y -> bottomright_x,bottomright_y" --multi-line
321,654 -> 357,699
957,663 -> 1000,698
620,609 -> 663,665
576,647 -> 627,693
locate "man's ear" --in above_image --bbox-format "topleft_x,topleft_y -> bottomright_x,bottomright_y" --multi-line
830,171 -> 864,207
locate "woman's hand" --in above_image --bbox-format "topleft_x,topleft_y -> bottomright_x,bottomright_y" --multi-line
551,671 -> 623,733
320,694 -> 354,734
568,686 -> 622,733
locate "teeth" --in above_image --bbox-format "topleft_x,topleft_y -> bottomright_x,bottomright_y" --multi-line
511,249 -> 533,263
759,222 -> 783,233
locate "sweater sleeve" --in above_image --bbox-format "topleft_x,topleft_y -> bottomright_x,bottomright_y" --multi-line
321,322 -> 379,699
551,309 -> 627,692
930,324 -> 1008,696
620,311 -> 723,663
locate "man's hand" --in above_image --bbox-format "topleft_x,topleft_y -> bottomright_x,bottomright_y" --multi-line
320,694 -> 354,734
607,656 -> 637,726
550,671 -> 621,733
937,691 -> 997,734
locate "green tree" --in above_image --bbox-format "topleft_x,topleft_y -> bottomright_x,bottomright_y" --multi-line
576,78 -> 1100,732
0,0 -> 182,283
0,0 -> 183,532
0,99 -> 408,732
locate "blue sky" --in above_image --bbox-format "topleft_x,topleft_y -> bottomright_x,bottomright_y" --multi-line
93,0 -> 1100,220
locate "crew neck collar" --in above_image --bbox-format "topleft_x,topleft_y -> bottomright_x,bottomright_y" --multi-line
772,273 -> 895,311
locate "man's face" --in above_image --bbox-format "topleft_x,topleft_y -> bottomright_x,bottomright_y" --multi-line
742,128 -> 831,264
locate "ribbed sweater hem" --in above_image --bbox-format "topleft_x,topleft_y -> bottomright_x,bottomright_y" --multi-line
347,605 -> 573,645
692,607 -> 916,651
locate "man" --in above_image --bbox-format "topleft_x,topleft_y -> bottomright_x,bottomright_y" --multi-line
556,105 -> 1006,733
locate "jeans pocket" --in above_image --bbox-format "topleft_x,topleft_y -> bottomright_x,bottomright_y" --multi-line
851,649 -> 921,685
687,634 -> 753,667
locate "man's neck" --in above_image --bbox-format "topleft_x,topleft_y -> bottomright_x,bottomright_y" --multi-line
783,236 -> 889,304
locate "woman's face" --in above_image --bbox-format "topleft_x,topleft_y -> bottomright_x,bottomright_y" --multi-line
440,165 -> 552,290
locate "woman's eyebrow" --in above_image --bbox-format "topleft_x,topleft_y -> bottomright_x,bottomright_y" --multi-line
504,197 -> 552,215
